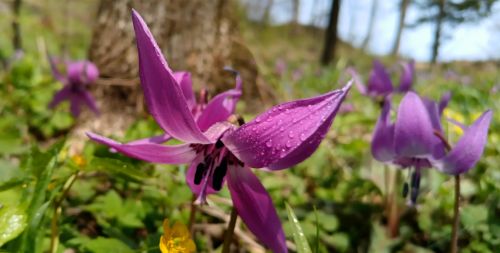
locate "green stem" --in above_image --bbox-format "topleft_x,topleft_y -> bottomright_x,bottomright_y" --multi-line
222,208 -> 238,253
49,171 -> 79,253
450,175 -> 460,253
188,194 -> 197,234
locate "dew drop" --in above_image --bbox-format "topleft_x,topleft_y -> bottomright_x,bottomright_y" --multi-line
300,133 -> 307,141
285,140 -> 293,148
288,131 -> 295,138
265,139 -> 273,148
256,117 -> 262,123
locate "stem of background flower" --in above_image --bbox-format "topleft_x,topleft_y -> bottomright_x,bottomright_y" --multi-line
188,194 -> 197,234
450,175 -> 460,253
49,171 -> 80,253
387,169 -> 400,238
222,208 -> 238,253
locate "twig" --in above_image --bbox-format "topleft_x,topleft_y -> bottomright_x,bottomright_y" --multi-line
222,208 -> 238,253
188,194 -> 197,234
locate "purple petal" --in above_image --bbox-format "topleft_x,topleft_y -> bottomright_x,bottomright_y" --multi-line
86,132 -> 196,164
196,73 -> 242,131
81,90 -> 100,115
421,99 -> 447,159
367,60 -> 393,96
66,61 -> 99,84
223,82 -> 352,170
438,91 -> 452,115
185,156 -> 219,196
394,92 -> 436,158
124,134 -> 172,145
173,71 -> 196,109
131,10 -> 209,144
226,166 -> 287,253
69,95 -> 82,117
371,97 -> 396,162
433,110 -> 492,175
48,86 -> 71,109
347,67 -> 367,95
398,60 -> 415,92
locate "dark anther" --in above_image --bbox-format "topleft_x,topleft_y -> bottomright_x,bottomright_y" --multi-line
212,159 -> 228,191
410,171 -> 421,205
194,163 -> 206,185
237,116 -> 245,126
215,139 -> 224,149
410,187 -> 419,205
402,182 -> 409,198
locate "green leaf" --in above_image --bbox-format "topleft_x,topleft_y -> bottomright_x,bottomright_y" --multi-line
285,203 -> 312,253
88,157 -> 148,183
84,237 -> 135,253
0,205 -> 27,247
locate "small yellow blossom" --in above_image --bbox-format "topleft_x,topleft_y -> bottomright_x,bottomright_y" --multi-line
443,108 -> 465,135
159,219 -> 196,253
71,155 -> 86,167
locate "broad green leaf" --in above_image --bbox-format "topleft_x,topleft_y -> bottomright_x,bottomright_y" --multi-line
88,157 -> 148,183
84,237 -> 135,253
285,203 -> 312,253
0,206 -> 27,247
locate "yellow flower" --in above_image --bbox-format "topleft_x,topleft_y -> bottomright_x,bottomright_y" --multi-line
443,108 -> 465,135
159,219 -> 196,253
71,155 -> 86,167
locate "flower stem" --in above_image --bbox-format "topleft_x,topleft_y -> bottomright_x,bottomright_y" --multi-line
450,175 -> 460,253
222,208 -> 238,253
188,194 -> 197,234
387,169 -> 400,238
49,171 -> 79,253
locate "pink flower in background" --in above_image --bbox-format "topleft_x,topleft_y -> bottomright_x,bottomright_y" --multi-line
48,57 -> 99,117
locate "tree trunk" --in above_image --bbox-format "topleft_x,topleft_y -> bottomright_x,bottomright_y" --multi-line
320,0 -> 341,65
431,0 -> 445,63
361,0 -> 378,51
291,0 -> 300,32
69,0 -> 262,153
391,0 -> 410,56
11,0 -> 22,50
262,0 -> 274,25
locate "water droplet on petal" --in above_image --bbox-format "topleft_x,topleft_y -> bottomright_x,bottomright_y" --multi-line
266,139 -> 273,148
300,133 -> 307,141
288,131 -> 295,138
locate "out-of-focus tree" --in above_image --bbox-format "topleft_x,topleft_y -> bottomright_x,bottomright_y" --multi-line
321,0 -> 341,65
11,0 -> 22,50
75,0 -> 261,151
411,0 -> 496,63
262,0 -> 274,24
391,0 -> 410,56
361,0 -> 379,51
291,0 -> 300,33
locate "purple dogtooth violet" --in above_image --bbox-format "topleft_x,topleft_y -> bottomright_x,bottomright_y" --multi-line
86,10 -> 353,253
48,56 -> 100,117
371,91 -> 491,204
349,59 -> 415,99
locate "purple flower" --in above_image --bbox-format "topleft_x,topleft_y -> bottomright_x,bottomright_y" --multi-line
349,59 -> 415,98
124,69 -> 242,146
48,57 -> 100,117
86,10 -> 352,253
371,92 -> 491,203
